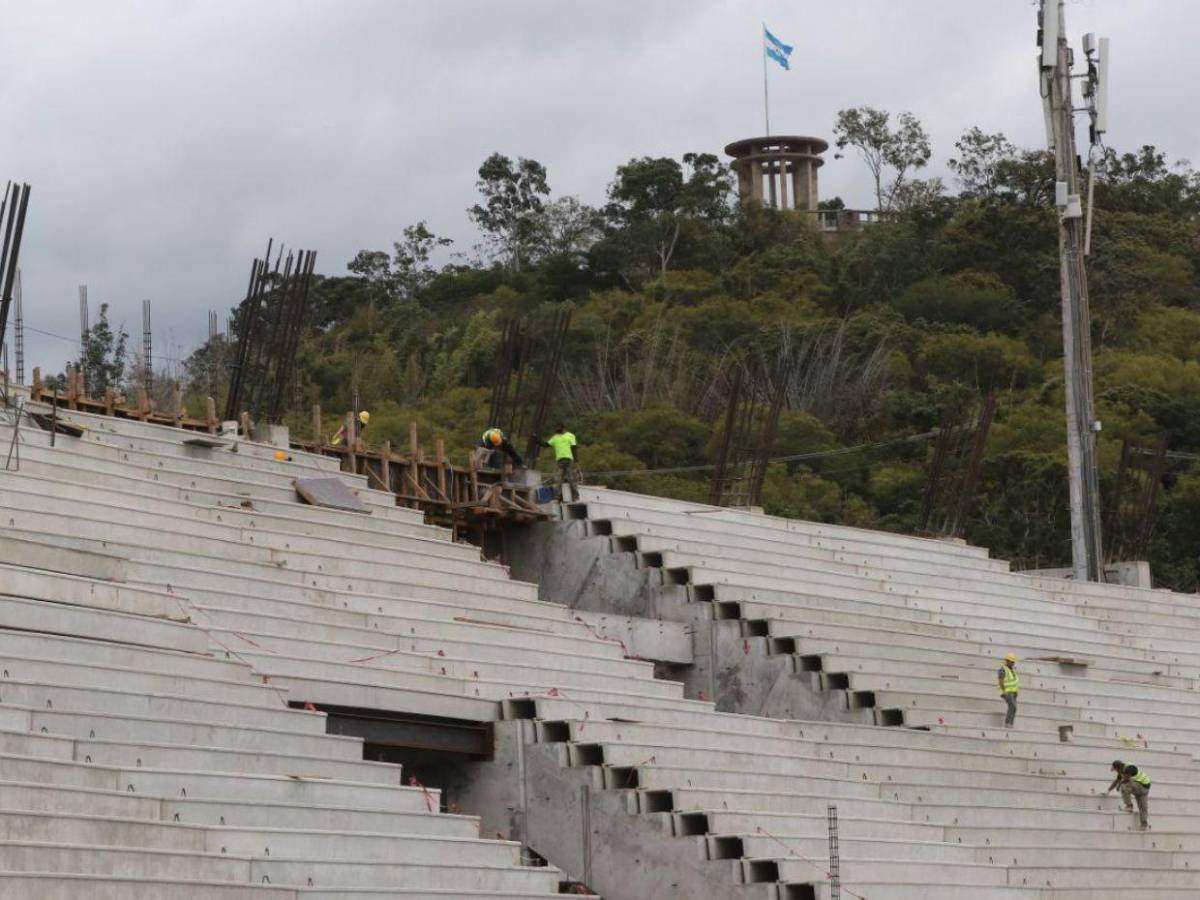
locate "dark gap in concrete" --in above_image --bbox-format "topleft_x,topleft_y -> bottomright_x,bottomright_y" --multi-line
849,690 -> 876,709
569,743 -> 605,766
640,790 -> 674,813
744,859 -> 780,883
797,654 -> 823,672
707,835 -> 744,860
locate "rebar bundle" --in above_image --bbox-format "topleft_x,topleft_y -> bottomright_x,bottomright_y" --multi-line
224,241 -> 317,423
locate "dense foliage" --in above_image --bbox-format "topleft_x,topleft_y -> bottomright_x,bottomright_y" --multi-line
182,125 -> 1200,590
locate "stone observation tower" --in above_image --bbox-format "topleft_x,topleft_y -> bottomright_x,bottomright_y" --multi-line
724,135 -> 827,211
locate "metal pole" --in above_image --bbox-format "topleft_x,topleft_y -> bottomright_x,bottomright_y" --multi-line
13,268 -> 23,385
827,804 -> 841,900
142,299 -> 153,398
78,286 -> 88,397
1045,0 -> 1104,581
761,24 -> 770,136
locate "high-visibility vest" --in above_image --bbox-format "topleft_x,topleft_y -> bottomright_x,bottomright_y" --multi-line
999,666 -> 1019,694
546,431 -> 577,461
1130,767 -> 1152,787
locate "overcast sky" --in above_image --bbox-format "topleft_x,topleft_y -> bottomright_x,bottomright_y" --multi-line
2,0 -> 1195,376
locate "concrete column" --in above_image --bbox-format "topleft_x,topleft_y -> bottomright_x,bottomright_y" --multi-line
735,164 -> 751,203
749,160 -> 763,204
809,160 -> 819,211
767,161 -> 778,208
791,164 -> 805,212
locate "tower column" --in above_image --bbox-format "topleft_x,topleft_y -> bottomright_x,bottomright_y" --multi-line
749,160 -> 764,203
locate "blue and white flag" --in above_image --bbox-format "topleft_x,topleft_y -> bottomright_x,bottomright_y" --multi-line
764,25 -> 793,70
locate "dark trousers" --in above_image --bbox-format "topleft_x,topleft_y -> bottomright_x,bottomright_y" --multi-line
1003,692 -> 1018,727
555,458 -> 579,502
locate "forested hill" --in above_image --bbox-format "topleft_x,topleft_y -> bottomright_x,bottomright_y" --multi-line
180,114 -> 1200,591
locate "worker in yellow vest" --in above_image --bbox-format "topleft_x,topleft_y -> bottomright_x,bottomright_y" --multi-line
478,427 -> 524,469
541,423 -> 579,502
997,653 -> 1019,728
1107,760 -> 1151,829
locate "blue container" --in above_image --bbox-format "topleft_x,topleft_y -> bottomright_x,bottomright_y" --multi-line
534,485 -> 556,504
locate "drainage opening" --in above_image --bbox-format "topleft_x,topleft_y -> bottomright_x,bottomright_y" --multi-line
565,503 -> 589,520
691,584 -> 715,602
588,519 -> 613,536
640,552 -> 664,568
613,535 -> 638,553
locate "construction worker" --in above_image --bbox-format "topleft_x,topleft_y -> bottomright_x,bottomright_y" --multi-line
542,423 -> 579,502
331,410 -> 369,446
1107,760 -> 1151,829
998,653 -> 1019,727
478,427 -> 524,469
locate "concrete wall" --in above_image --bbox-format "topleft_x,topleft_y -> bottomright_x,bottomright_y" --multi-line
502,519 -> 870,724
456,721 -> 765,900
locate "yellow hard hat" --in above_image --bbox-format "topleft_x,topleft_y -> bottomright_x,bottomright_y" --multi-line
358,411 -> 370,424
489,431 -> 503,445
1004,653 -> 1018,664
273,450 -> 288,461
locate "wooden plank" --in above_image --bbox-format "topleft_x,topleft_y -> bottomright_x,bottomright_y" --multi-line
436,439 -> 447,500
294,477 -> 371,513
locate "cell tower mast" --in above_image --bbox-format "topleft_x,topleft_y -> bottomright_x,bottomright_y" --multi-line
1039,0 -> 1110,581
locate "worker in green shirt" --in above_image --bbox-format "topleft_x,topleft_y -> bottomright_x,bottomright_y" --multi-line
542,423 -> 580,502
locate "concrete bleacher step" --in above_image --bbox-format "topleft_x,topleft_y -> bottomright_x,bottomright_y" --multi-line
574,486 -> 994,561
0,472 -> 479,564
7,450 -> 443,542
0,782 -> 471,836
0,840 -> 561,890
0,873 -> 569,899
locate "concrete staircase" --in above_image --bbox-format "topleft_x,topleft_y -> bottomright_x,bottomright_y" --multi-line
530,485 -> 1200,898
6,401 -> 1200,897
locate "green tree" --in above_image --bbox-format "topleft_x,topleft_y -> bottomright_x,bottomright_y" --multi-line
918,332 -> 1038,392
82,303 -> 129,396
895,272 -> 1021,333
468,153 -> 550,271
833,107 -> 932,210
947,127 -> 1018,199
602,152 -> 732,281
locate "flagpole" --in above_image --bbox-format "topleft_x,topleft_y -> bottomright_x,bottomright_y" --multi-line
761,22 -> 770,135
